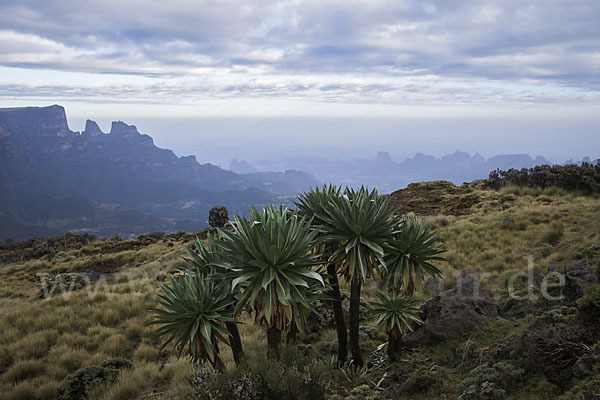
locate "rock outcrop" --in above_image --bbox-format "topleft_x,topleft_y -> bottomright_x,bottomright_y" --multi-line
403,270 -> 497,346
548,259 -> 599,299
573,356 -> 595,378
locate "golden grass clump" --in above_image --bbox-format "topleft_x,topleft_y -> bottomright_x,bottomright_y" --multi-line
48,345 -> 90,372
36,380 -> 59,400
3,359 -> 46,383
6,381 -> 37,400
133,344 -> 160,362
100,334 -> 129,357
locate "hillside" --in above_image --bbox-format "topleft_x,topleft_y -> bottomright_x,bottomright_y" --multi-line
0,182 -> 598,399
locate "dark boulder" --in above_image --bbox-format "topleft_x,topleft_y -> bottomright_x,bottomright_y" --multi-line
403,271 -> 497,346
573,356 -> 595,378
549,259 -> 599,299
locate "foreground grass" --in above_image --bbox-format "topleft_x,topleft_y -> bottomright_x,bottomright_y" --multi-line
0,185 -> 598,399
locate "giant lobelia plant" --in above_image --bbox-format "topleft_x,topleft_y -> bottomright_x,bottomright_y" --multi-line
320,187 -> 397,366
295,184 -> 349,363
369,290 -> 422,361
216,205 -> 324,358
182,235 -> 245,364
383,215 -> 445,295
150,272 -> 234,372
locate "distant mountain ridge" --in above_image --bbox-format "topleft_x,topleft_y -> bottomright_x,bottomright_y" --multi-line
241,151 -> 571,193
0,105 -> 315,240
229,159 -> 321,195
396,151 -> 553,183
1,104 -> 592,240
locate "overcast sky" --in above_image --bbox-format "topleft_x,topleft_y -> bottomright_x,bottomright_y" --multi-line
0,0 -> 598,163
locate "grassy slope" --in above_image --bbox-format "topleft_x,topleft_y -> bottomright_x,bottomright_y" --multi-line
0,183 -> 598,400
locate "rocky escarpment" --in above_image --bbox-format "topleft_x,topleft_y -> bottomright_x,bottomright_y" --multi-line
0,105 -> 279,240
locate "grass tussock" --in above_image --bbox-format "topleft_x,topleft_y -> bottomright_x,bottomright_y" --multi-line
3,359 -> 46,383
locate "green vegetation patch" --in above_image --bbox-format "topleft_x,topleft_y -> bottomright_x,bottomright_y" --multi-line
56,358 -> 132,400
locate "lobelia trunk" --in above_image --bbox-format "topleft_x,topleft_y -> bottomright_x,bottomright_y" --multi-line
349,279 -> 364,367
225,320 -> 245,365
266,326 -> 282,359
387,334 -> 402,362
327,263 -> 348,364
212,341 -> 226,373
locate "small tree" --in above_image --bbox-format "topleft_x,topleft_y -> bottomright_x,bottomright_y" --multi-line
383,216 -> 445,295
183,235 -> 245,364
209,206 -> 229,228
296,184 -> 349,364
374,215 -> 445,361
150,273 -> 234,372
320,187 -> 397,366
216,205 -> 324,358
370,291 -> 422,361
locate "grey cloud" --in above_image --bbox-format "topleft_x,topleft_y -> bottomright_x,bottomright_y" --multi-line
1,74 -> 598,107
0,0 -> 598,104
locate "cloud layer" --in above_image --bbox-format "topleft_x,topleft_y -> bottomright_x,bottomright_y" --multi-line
0,0 -> 599,107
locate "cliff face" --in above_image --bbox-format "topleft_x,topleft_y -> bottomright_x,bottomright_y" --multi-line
0,104 -> 69,134
76,118 -> 242,191
0,105 -> 261,197
0,105 -> 277,240
0,105 -> 74,154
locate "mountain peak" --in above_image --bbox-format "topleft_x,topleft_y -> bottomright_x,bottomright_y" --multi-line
110,121 -> 139,136
375,151 -> 393,163
534,155 -> 550,165
230,159 -> 259,174
83,120 -> 104,136
0,104 -> 72,149
181,155 -> 197,164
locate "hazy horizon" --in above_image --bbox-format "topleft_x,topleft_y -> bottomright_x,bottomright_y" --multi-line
1,1 -> 599,167
64,113 -> 598,169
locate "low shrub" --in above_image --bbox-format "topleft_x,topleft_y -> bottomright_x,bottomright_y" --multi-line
330,384 -> 380,400
559,373 -> 600,400
208,206 -> 229,228
99,358 -> 132,370
575,244 -> 600,261
459,381 -> 506,400
577,283 -> 600,321
401,366 -> 455,395
56,358 -> 132,400
189,348 -> 332,400
38,273 -> 87,299
486,162 -> 600,193
577,284 -> 600,310
523,318 -> 591,385
456,361 -> 524,400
